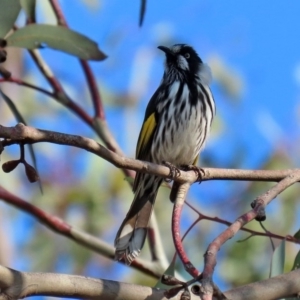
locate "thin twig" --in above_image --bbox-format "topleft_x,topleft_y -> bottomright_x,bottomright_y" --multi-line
0,77 -> 53,97
185,201 -> 300,244
0,185 -> 163,278
200,170 -> 300,297
27,49 -> 93,125
49,0 -> 105,119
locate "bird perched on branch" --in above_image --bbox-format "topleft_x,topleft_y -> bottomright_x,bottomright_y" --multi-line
115,44 -> 216,264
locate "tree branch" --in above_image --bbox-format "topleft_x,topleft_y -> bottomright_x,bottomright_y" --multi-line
0,185 -> 164,279
49,0 -> 106,120
0,123 -> 299,184
185,201 -> 300,244
0,77 -> 53,97
27,49 -> 94,125
0,263 -> 299,300
200,170 -> 300,297
222,268 -> 300,300
171,182 -> 200,278
0,264 -> 169,300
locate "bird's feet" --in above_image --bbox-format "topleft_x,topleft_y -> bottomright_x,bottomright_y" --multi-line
180,164 -> 205,183
162,161 -> 181,182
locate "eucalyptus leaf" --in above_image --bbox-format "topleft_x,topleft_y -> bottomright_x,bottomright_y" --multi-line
291,250 -> 300,271
270,239 -> 285,278
154,259 -> 176,289
293,228 -> 300,240
0,0 -> 21,38
6,24 -> 107,60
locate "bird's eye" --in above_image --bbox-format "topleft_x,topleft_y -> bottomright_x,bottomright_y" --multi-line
184,53 -> 190,59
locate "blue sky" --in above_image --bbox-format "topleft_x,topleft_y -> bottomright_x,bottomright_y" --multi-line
52,0 -> 300,167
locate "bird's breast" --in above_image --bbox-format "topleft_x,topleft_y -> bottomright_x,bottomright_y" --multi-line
151,82 -> 212,166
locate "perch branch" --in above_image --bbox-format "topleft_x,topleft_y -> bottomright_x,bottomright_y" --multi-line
0,124 -> 299,184
0,263 -> 299,300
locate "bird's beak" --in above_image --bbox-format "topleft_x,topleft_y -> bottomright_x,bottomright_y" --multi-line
158,46 -> 175,57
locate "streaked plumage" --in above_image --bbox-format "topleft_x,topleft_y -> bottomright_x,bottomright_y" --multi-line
115,44 -> 216,264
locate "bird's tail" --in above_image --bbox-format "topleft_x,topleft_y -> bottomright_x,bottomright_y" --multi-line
114,174 -> 162,264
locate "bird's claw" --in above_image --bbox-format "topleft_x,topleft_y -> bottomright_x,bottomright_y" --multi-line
181,165 -> 205,183
162,161 -> 181,182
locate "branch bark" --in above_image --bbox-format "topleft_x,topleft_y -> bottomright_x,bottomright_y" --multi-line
0,123 -> 298,184
0,264 -> 299,300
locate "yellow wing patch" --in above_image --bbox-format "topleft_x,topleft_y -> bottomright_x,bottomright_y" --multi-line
136,113 -> 156,158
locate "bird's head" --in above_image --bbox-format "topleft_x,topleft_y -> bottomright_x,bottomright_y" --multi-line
158,44 -> 202,74
158,44 -> 211,84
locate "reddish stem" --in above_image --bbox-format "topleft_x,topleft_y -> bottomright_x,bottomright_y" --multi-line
79,60 -> 105,119
49,0 -> 105,119
48,0 -> 67,26
172,200 -> 200,278
185,201 -> 300,244
0,76 -> 93,127
0,77 -> 53,97
0,186 -> 71,234
200,171 -> 300,294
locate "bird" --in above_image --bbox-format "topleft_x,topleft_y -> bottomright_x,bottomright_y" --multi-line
114,44 -> 216,264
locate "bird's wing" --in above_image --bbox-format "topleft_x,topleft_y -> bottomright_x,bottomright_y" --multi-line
133,86 -> 164,192
135,85 -> 164,160
136,112 -> 157,160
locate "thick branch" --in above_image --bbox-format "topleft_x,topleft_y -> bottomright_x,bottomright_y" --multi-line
0,264 -> 299,300
0,264 -> 168,300
222,268 -> 300,300
0,123 -> 298,184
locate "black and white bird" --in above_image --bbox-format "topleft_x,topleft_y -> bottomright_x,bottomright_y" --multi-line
115,44 -> 216,264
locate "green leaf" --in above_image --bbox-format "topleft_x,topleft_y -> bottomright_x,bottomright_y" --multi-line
154,258 -> 176,289
270,239 -> 285,278
293,228 -> 300,240
6,24 -> 107,61
0,88 -> 42,192
291,250 -> 300,271
0,0 -> 21,38
20,0 -> 36,22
